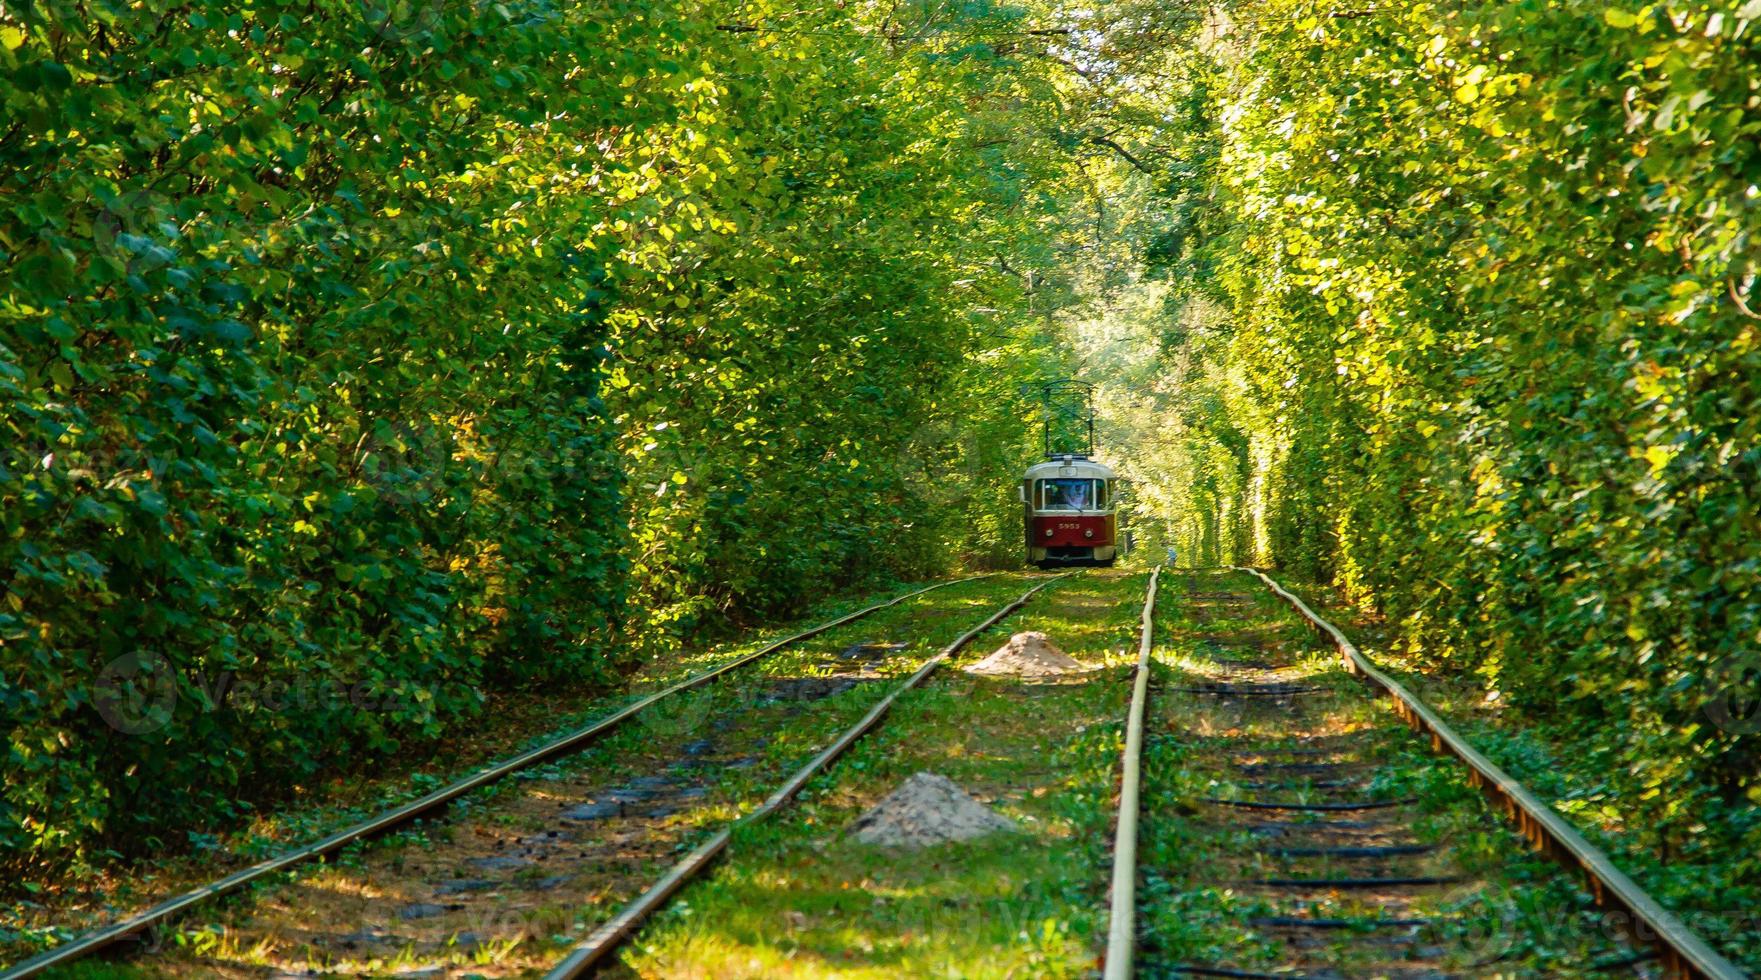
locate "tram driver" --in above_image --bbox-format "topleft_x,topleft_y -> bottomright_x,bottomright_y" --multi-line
1043,478 -> 1092,511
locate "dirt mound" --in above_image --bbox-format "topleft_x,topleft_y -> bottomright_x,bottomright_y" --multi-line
963,631 -> 1091,677
849,772 -> 1016,848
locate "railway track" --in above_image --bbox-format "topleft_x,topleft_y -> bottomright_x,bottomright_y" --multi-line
11,567 -> 1745,978
543,573 -> 1070,976
1102,568 -> 1747,979
1103,565 -> 1161,979
0,573 -> 1025,980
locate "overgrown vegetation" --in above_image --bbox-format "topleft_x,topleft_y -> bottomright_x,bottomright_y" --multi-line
1139,570 -> 1668,971
0,1 -> 1089,873
1053,0 -> 1761,918
622,573 -> 1145,978
5,0 -> 1754,950
2,0 -> 645,874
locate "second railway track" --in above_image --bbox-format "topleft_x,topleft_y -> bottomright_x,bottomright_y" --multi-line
0,573 -> 1032,979
1104,568 -> 1746,979
10,568 -> 1746,978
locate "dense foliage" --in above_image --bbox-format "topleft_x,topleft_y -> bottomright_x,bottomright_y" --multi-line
12,1 -> 1752,956
1079,0 -> 1759,948
1,0 -> 662,870
0,1 -> 1089,872
600,17 -> 1076,639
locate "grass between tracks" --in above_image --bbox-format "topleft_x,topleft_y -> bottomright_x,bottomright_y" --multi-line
2,574 -> 1024,976
1260,573 -> 1761,969
1135,569 -> 1653,975
612,569 -> 1150,979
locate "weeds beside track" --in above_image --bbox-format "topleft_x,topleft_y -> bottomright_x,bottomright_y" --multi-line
1126,568 -> 1744,978
0,576 -> 1003,979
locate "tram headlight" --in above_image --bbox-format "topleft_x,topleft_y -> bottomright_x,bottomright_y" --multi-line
1084,529 -> 1094,539
1044,528 -> 1053,538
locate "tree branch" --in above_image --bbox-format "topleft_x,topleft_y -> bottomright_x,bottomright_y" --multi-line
1731,275 -> 1760,320
996,254 -> 1036,292
1088,135 -> 1153,175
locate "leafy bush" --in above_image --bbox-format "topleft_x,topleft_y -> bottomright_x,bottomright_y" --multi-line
0,0 -> 659,870
0,0 -> 1077,874
1130,0 -> 1760,929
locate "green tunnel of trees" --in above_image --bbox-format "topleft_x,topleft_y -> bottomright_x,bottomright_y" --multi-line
2,0 -> 1757,958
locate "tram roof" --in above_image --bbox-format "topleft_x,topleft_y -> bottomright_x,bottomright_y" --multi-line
1025,456 -> 1116,480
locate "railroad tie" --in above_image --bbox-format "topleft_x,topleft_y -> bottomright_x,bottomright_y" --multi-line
1248,875 -> 1461,889
1247,819 -> 1385,832
1234,761 -> 1359,774
1248,916 -> 1433,930
1201,797 -> 1416,811
1262,843 -> 1434,858
1171,967 -> 1317,980
1237,779 -> 1360,791
1168,685 -> 1327,697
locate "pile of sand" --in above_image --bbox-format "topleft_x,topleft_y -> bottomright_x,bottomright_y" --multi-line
963,631 -> 1091,677
849,772 -> 1017,848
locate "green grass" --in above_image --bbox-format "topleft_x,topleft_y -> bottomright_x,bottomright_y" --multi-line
1135,569 -> 1650,974
615,571 -> 1151,978
1259,573 -> 1761,969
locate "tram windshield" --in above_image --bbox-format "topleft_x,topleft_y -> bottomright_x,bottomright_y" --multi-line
1038,478 -> 1108,511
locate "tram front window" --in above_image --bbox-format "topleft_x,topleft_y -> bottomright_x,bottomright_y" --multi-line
1040,478 -> 1097,511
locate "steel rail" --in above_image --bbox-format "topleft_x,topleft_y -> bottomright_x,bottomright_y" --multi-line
1102,565 -> 1161,980
0,575 -> 992,980
545,573 -> 1072,978
1233,566 -> 1747,980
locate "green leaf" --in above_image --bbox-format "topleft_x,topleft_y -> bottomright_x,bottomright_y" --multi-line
39,60 -> 72,89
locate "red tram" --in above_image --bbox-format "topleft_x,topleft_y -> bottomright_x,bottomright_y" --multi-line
1022,455 -> 1118,568
1019,380 -> 1118,568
